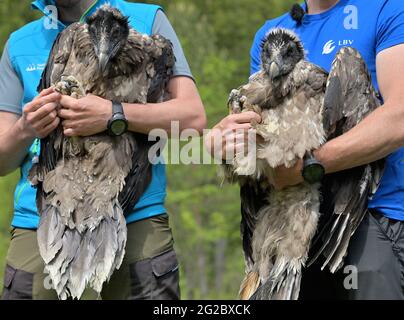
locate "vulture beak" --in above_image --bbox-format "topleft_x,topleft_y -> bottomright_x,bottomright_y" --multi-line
96,37 -> 116,73
269,61 -> 281,80
98,51 -> 109,73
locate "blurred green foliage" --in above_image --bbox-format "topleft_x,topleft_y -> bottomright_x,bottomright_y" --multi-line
0,0 -> 295,299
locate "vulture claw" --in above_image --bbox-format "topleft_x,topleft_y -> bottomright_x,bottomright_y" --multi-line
55,75 -> 85,98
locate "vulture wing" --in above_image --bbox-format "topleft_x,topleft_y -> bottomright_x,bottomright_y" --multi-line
118,132 -> 155,216
118,35 -> 175,215
239,177 -> 270,267
30,23 -> 81,214
308,47 -> 384,272
147,35 -> 175,102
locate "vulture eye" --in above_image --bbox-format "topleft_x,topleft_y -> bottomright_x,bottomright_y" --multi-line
89,25 -> 97,34
112,27 -> 121,38
266,47 -> 273,58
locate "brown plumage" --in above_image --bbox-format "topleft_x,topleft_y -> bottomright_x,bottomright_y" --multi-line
29,5 -> 174,299
224,28 -> 384,300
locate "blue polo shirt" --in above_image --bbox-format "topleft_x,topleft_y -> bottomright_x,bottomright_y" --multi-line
250,0 -> 404,221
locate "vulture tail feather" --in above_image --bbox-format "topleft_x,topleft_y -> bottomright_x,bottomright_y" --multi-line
320,213 -> 351,270
239,271 -> 260,300
327,178 -> 371,272
239,179 -> 269,268
250,258 -> 301,300
306,213 -> 343,267
38,203 -> 127,300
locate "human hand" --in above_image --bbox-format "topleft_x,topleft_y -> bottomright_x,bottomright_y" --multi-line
20,87 -> 61,139
205,111 -> 262,162
58,94 -> 113,137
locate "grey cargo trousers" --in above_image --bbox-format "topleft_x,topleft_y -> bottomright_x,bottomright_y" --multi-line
300,210 -> 404,300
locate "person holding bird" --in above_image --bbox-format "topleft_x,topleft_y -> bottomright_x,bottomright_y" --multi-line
0,0 -> 206,300
207,0 -> 404,300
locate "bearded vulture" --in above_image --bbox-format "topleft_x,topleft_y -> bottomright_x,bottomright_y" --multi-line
224,28 -> 384,300
28,5 -> 174,299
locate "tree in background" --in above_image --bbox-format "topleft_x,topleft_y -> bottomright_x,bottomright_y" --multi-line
0,0 -> 296,299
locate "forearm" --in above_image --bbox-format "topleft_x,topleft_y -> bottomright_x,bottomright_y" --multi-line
315,102 -> 404,174
124,97 -> 205,136
123,77 -> 206,136
0,118 -> 34,176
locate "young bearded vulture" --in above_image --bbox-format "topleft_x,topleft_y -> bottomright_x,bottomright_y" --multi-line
224,28 -> 384,300
29,5 -> 174,299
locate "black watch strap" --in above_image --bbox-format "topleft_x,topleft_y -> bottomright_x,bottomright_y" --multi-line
303,151 -> 319,167
112,101 -> 125,116
108,101 -> 128,136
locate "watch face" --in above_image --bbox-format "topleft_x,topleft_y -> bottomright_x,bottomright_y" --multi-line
303,164 -> 325,184
111,119 -> 127,136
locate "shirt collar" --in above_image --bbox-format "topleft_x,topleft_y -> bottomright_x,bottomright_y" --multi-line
31,0 -> 116,27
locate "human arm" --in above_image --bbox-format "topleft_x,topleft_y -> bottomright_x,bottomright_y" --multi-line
0,41 -> 61,176
0,89 -> 61,176
59,76 -> 206,137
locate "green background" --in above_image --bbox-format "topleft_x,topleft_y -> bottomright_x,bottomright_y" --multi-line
0,0 -> 296,299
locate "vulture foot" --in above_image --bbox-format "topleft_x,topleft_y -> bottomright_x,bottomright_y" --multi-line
54,75 -> 85,98
228,89 -> 246,114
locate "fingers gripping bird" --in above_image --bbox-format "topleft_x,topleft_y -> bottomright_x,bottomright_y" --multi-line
224,28 -> 384,300
28,5 -> 175,300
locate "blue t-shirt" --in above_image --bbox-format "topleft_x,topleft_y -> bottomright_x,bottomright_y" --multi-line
250,0 -> 404,221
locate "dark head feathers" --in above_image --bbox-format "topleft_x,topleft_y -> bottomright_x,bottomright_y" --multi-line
85,4 -> 130,73
290,4 -> 305,25
86,4 -> 129,27
260,28 -> 305,80
261,28 -> 304,55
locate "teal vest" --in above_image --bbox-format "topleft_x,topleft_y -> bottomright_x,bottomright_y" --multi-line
8,0 -> 167,229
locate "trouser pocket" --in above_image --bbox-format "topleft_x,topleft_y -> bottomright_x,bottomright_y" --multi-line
129,249 -> 180,300
369,210 -> 404,284
1,264 -> 33,300
345,211 -> 404,299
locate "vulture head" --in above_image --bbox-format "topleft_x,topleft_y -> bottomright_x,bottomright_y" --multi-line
87,5 -> 130,72
261,28 -> 304,82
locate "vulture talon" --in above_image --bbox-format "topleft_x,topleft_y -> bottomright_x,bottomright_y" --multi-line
55,75 -> 85,98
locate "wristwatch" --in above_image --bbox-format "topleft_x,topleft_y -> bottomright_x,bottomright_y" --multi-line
107,101 -> 128,136
301,151 -> 325,184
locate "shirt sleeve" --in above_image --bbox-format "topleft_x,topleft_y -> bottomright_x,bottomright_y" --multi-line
0,40 -> 24,115
376,0 -> 404,55
250,24 -> 268,76
152,10 -> 194,80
